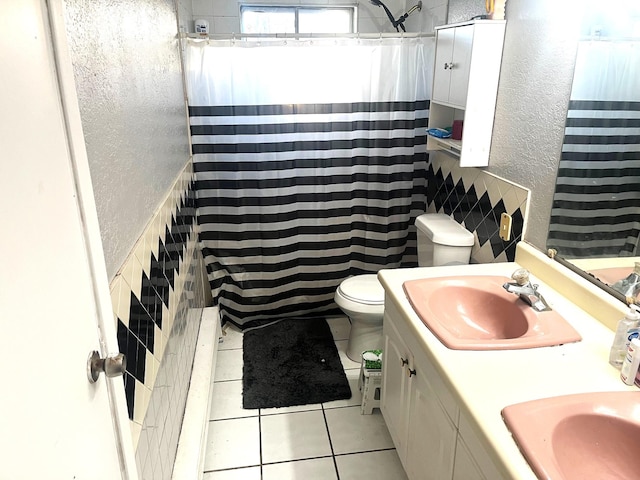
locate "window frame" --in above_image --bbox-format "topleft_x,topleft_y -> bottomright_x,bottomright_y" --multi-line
240,4 -> 357,34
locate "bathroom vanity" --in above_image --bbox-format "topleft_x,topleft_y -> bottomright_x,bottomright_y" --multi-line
378,243 -> 635,479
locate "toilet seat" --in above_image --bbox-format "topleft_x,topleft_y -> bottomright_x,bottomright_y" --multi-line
337,275 -> 384,306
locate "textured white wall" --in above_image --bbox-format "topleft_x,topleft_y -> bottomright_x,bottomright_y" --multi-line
487,0 -> 582,250
447,0 -> 583,250
63,0 -> 191,279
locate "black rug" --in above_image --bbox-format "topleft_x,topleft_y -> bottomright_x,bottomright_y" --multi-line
242,318 -> 352,409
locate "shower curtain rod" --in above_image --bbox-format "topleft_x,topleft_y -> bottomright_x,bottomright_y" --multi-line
182,32 -> 435,40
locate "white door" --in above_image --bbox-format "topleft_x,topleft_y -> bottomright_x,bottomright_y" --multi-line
448,24 -> 473,108
405,365 -> 457,480
432,27 -> 455,104
380,318 -> 411,464
0,2 -> 136,479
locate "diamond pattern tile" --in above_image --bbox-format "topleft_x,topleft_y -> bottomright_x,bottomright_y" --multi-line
425,155 -> 529,263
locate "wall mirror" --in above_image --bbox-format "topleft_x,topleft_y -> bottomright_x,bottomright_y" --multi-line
546,2 -> 640,303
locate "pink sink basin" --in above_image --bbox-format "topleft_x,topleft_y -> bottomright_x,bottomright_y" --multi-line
502,392 -> 640,480
589,267 -> 632,286
403,276 -> 581,350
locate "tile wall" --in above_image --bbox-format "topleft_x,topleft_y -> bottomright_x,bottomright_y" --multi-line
187,0 -> 426,35
109,161 -> 211,479
426,154 -> 530,264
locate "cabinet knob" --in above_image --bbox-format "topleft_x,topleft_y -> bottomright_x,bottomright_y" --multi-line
444,62 -> 455,70
407,368 -> 416,377
87,350 -> 126,383
401,357 -> 409,367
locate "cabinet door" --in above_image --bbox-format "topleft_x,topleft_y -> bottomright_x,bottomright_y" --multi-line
453,436 -> 485,480
405,364 -> 457,480
432,27 -> 455,104
448,24 -> 473,108
381,317 -> 412,462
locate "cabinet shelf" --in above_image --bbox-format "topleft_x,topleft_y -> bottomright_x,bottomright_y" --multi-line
427,135 -> 462,157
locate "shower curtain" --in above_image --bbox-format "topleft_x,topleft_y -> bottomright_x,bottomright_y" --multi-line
549,40 -> 640,258
185,36 -> 433,327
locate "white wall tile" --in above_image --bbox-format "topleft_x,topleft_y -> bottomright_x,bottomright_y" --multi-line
212,0 -> 240,16
213,16 -> 241,34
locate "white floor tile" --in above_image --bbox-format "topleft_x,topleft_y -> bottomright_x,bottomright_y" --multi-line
260,402 -> 322,416
214,349 -> 243,382
203,417 -> 260,471
209,380 -> 258,420
262,457 -> 338,480
325,406 -> 395,455
326,316 -> 351,341
322,368 -> 362,409
261,410 -> 333,463
203,466 -> 261,480
335,449 -> 408,480
219,324 -> 243,350
335,340 -> 362,370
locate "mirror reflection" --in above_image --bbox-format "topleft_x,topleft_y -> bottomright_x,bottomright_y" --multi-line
546,2 -> 640,299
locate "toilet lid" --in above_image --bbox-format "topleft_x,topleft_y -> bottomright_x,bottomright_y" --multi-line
338,274 -> 385,305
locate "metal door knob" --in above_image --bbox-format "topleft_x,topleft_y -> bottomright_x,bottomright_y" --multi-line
87,350 -> 126,383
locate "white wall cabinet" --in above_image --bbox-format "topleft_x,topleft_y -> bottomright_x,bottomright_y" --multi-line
381,298 -> 504,480
427,20 -> 505,167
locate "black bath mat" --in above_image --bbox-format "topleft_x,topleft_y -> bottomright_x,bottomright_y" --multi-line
242,318 -> 352,409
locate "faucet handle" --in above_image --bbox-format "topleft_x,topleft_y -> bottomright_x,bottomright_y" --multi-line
511,268 -> 530,286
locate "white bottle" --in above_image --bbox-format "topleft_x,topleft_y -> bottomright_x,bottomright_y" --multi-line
620,338 -> 640,385
608,304 -> 640,369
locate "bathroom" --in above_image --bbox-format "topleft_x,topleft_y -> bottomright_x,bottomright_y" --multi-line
2,0 -> 638,479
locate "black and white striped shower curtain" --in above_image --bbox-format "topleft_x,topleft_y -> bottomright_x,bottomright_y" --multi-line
548,40 -> 640,258
185,37 -> 433,327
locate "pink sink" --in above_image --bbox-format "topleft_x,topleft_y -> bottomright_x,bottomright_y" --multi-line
589,267 -> 632,286
403,276 -> 581,350
502,392 -> 640,480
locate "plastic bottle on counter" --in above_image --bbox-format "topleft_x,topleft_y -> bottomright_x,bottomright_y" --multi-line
608,304 -> 640,369
620,338 -> 640,385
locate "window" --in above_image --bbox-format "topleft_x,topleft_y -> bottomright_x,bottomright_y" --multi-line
240,5 -> 355,34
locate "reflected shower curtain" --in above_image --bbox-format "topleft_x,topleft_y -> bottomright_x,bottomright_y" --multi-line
549,40 -> 640,257
185,37 -> 433,327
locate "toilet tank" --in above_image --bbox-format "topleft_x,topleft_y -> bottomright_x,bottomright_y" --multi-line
415,214 -> 475,266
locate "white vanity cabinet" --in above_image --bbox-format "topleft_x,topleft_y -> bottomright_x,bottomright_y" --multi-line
426,20 -> 506,167
381,298 -> 504,480
381,311 -> 457,479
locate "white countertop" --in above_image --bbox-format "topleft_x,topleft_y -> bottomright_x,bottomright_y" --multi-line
378,260 -> 636,479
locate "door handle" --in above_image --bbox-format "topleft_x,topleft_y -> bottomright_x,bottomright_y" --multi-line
87,350 -> 126,383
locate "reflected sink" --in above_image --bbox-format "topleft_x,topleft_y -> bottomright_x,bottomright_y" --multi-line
502,392 -> 640,480
403,276 -> 581,350
589,267 -> 632,286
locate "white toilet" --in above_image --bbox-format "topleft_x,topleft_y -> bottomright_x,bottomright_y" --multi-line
335,213 -> 475,361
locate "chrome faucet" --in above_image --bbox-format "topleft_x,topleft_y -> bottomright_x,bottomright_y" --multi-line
611,262 -> 640,299
502,269 -> 551,312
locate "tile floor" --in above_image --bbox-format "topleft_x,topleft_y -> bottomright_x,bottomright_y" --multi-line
203,316 -> 408,480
